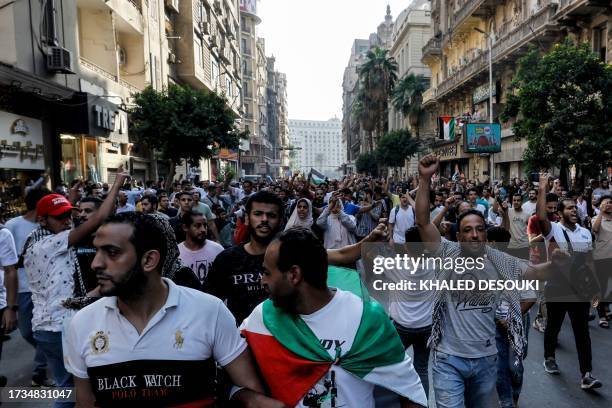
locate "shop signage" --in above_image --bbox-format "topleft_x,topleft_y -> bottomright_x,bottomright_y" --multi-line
432,143 -> 458,159
11,119 -> 29,136
473,83 -> 496,105
0,111 -> 45,170
92,104 -> 127,134
86,95 -> 128,140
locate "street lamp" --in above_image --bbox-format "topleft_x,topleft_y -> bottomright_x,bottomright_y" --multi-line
474,27 -> 495,180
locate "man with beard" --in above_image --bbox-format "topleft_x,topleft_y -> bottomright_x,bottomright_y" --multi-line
140,195 -> 169,219
23,169 -> 129,406
158,193 -> 178,218
415,155 -> 562,408
205,191 -> 284,324
178,211 -> 224,289
73,197 -> 104,295
537,174 -> 602,389
240,228 -> 427,408
63,212 -> 284,407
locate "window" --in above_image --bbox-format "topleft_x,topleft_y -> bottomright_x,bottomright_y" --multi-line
226,77 -> 233,98
211,57 -> 220,86
194,35 -> 203,67
593,25 -> 608,62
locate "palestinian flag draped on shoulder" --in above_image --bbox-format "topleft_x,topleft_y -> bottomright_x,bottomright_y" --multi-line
241,266 -> 427,407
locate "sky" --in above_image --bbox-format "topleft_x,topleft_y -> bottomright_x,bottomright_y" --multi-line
257,0 -> 415,121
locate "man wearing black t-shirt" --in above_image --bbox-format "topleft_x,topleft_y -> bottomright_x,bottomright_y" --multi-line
205,191 -> 284,324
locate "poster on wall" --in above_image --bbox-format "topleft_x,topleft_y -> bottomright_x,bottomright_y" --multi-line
464,123 -> 501,153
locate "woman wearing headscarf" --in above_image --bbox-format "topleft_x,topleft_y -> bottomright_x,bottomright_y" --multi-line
315,193 -> 357,249
284,198 -> 313,231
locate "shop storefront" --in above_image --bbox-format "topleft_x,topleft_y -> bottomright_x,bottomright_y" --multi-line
58,95 -> 130,184
431,139 -> 470,180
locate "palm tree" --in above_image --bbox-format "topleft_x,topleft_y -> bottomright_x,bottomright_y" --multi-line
392,74 -> 429,138
356,47 -> 398,152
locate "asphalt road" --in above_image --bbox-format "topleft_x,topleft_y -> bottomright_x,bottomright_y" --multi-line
0,310 -> 610,407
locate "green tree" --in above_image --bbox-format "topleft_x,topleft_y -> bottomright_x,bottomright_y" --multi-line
392,74 -> 429,138
375,129 -> 423,169
355,152 -> 378,176
129,84 -> 243,188
356,47 -> 398,152
501,39 -> 612,186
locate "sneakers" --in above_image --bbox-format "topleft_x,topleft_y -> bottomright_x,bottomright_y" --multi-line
533,317 -> 546,333
581,372 -> 602,390
543,358 -> 560,374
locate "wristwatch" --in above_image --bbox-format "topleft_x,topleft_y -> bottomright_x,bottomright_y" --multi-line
8,305 -> 18,312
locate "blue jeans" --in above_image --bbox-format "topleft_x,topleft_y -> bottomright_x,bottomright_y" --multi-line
33,331 -> 74,408
18,292 -> 48,381
393,322 -> 431,396
432,351 -> 497,408
495,326 -> 524,408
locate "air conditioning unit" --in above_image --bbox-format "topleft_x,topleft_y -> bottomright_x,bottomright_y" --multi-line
118,47 -> 127,66
46,46 -> 74,74
199,21 -> 211,34
165,0 -> 179,13
167,52 -> 178,64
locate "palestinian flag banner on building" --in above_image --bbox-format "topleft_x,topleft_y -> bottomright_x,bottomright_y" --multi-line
241,266 -> 427,407
438,116 -> 456,141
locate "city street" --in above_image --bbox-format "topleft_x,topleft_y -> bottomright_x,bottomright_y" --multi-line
2,309 -> 610,407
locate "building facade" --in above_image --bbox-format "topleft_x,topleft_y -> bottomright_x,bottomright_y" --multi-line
341,7 -> 395,174
170,0 -> 242,181
421,0 -> 611,182
289,119 -> 345,180
0,0 -> 249,187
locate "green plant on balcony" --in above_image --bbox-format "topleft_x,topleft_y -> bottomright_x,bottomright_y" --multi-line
501,39 -> 612,187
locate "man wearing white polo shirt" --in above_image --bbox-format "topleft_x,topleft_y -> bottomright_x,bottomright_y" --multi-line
64,212 -> 282,407
536,174 -> 601,390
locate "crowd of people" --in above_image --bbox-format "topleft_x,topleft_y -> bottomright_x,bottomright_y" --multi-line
0,157 -> 610,407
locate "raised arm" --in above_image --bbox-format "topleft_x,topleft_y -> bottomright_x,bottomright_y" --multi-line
415,155 -> 441,253
68,168 -> 129,247
536,173 -> 552,238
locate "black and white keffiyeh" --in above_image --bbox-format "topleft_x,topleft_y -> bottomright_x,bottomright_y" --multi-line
428,239 -> 526,366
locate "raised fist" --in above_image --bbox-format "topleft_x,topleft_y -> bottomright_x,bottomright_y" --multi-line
418,154 -> 440,179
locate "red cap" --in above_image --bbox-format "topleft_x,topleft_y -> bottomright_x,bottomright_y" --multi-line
36,194 -> 77,217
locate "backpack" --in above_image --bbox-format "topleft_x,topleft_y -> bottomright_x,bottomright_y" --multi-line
391,205 -> 415,227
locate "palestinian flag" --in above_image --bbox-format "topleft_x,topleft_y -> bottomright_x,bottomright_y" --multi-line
241,266 -> 427,407
438,116 -> 455,141
310,168 -> 326,185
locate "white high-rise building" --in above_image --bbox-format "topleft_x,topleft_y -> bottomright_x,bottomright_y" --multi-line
289,118 -> 345,180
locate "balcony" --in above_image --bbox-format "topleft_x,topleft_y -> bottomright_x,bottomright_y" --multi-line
449,0 -> 488,33
422,37 -> 441,62
555,0 -> 609,22
436,3 -> 558,100
422,87 -> 437,106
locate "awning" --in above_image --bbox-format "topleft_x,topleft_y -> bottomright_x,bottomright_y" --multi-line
0,62 -> 75,99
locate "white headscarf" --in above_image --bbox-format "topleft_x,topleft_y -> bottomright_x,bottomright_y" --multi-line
284,198 -> 313,231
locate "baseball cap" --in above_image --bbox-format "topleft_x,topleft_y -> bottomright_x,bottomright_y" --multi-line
36,194 -> 77,217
